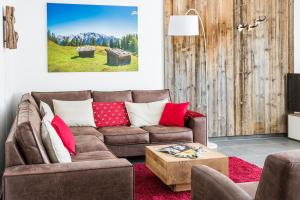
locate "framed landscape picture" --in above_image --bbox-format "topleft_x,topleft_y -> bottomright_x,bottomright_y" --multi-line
47,3 -> 138,72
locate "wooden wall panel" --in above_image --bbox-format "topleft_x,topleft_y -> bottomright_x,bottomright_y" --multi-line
164,0 -> 294,137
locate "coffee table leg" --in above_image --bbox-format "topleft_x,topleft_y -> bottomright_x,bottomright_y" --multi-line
169,183 -> 191,192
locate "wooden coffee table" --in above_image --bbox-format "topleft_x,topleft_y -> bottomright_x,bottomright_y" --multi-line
145,143 -> 228,192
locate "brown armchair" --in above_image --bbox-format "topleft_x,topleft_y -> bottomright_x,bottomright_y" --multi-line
191,150 -> 300,200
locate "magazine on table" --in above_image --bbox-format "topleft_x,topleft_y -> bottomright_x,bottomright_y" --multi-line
159,144 -> 206,159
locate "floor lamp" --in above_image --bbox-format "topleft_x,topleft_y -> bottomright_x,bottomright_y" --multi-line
168,9 -> 218,149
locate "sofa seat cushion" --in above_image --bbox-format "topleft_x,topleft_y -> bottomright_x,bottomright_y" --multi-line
142,125 -> 193,143
70,127 -> 104,142
71,151 -> 116,162
98,126 -> 149,145
75,135 -> 108,153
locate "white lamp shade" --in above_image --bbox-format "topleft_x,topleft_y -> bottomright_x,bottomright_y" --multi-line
168,15 -> 199,36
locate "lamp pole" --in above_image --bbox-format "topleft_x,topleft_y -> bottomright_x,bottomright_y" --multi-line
184,9 -> 217,149
168,9 -> 218,148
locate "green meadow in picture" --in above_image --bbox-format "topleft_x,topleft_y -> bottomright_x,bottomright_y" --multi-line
47,3 -> 138,72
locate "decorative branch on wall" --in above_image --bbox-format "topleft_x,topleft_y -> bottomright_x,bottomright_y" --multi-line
3,6 -> 18,49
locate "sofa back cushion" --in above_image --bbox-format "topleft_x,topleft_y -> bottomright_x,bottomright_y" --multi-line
93,90 -> 133,102
132,89 -> 170,103
31,90 -> 92,111
20,93 -> 39,111
15,102 -> 50,164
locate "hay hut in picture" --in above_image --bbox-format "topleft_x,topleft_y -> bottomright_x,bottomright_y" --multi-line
105,48 -> 131,66
77,46 -> 96,58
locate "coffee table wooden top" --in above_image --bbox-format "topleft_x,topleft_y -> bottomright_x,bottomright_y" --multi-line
146,143 -> 227,162
145,143 -> 228,192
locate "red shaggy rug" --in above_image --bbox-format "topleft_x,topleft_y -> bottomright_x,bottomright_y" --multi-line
134,157 -> 262,200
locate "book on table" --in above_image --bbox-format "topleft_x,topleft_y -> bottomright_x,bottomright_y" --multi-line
158,144 -> 206,159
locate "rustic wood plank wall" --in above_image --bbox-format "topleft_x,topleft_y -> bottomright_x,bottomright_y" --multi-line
164,0 -> 294,137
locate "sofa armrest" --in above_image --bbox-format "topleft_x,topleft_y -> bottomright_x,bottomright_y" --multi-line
3,159 -> 133,200
192,165 -> 252,200
186,116 -> 207,145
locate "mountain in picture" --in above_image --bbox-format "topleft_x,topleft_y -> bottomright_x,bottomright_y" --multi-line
47,3 -> 138,72
48,32 -> 138,54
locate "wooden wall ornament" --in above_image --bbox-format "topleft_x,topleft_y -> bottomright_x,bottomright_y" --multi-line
3,6 -> 18,49
164,0 -> 294,137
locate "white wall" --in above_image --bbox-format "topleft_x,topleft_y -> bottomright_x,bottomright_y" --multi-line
0,0 -> 164,173
0,0 -> 6,173
295,1 -> 300,73
0,0 -> 14,173
4,0 -> 164,108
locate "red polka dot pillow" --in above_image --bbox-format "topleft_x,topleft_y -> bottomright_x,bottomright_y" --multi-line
92,102 -> 130,127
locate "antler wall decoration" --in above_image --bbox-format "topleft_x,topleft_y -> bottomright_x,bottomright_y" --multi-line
3,6 -> 18,49
237,16 -> 267,32
236,2 -> 267,32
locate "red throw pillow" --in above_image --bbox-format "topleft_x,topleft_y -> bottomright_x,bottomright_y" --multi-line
159,102 -> 189,127
184,110 -> 206,122
51,115 -> 76,155
92,102 -> 130,128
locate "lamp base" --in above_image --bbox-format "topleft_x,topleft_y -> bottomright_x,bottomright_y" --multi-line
207,142 -> 218,149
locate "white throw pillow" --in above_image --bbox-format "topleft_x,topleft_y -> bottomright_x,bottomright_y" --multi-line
125,99 -> 169,127
40,101 -> 54,121
53,99 -> 96,127
41,118 -> 72,163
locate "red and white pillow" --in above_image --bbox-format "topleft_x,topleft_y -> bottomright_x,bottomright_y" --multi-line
92,102 -> 130,128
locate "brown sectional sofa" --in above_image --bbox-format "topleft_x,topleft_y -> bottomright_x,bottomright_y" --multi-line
3,89 -> 207,200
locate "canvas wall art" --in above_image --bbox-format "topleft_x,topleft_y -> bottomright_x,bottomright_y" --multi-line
47,3 -> 138,72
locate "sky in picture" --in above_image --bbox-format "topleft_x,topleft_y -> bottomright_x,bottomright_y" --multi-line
47,3 -> 138,38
